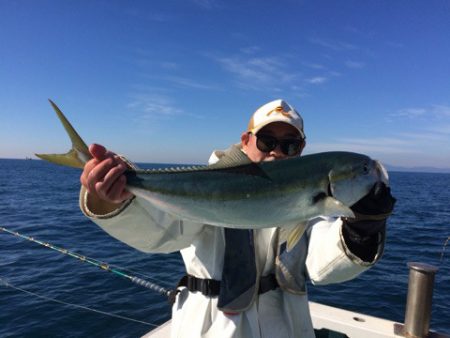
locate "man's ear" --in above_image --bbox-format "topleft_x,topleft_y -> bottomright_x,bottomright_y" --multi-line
241,132 -> 250,146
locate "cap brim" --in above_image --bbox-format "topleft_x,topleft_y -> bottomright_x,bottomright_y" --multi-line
250,119 -> 305,139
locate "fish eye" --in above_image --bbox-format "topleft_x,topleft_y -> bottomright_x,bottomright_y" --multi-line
363,163 -> 370,174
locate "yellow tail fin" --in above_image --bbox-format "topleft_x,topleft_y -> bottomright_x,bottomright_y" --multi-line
35,100 -> 91,169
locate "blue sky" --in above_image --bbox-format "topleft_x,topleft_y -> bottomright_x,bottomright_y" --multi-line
1,0 -> 449,168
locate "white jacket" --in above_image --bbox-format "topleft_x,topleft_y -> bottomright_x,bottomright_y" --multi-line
80,148 -> 384,338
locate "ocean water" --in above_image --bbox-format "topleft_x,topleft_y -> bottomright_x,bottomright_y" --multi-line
0,159 -> 449,337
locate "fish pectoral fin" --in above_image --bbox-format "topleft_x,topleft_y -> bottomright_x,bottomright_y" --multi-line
317,196 -> 355,219
280,222 -> 308,252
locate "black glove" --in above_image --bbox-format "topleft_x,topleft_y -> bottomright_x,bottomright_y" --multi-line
342,182 -> 396,262
346,182 -> 396,237
351,182 -> 396,220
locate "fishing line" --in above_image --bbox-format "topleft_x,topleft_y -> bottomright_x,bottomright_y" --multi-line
0,276 -> 157,327
0,226 -> 177,299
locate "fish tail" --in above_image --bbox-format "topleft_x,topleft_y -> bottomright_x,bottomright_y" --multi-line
35,100 -> 91,169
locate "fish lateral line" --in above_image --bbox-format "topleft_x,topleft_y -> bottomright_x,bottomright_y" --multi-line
127,161 -> 273,180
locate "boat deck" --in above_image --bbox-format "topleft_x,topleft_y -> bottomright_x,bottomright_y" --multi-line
142,301 -> 449,338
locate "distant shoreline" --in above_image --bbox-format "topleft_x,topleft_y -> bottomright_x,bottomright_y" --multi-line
386,166 -> 450,174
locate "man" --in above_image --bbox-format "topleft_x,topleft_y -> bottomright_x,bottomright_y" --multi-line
80,99 -> 395,338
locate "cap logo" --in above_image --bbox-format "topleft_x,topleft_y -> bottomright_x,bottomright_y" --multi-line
266,106 -> 292,118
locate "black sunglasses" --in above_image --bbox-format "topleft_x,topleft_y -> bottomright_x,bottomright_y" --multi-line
255,133 -> 304,156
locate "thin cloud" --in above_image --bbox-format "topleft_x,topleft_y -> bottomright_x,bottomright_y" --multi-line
247,57 -> 282,72
308,136 -> 417,155
386,41 -> 404,48
216,55 -> 299,90
309,142 -> 416,155
307,129 -> 449,167
240,46 -> 261,54
397,131 -> 450,142
161,62 -> 179,70
391,105 -> 450,119
137,71 -> 219,91
329,71 -> 342,77
218,57 -> 271,83
164,75 -> 219,90
127,92 -> 205,122
432,104 -> 450,117
345,60 -> 365,69
429,124 -> 450,134
124,8 -> 171,22
430,124 -> 450,135
393,108 -> 427,118
192,0 -> 222,9
306,76 -> 327,84
344,25 -> 374,39
302,62 -> 326,70
309,37 -> 358,51
127,93 -> 183,120
214,49 -> 341,92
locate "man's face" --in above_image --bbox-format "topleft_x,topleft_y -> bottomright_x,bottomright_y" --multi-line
241,122 -> 305,163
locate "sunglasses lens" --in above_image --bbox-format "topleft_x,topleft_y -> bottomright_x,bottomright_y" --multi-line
281,139 -> 302,156
256,135 -> 277,152
256,134 -> 303,156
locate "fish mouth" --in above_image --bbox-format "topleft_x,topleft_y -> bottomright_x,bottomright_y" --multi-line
327,182 -> 333,197
375,160 -> 389,186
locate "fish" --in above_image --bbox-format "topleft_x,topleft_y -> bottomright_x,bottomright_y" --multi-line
36,100 -> 389,249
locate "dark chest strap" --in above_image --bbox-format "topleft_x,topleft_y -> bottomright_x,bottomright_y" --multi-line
177,273 -> 279,297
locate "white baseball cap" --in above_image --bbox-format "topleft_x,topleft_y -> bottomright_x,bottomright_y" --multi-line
247,99 -> 305,139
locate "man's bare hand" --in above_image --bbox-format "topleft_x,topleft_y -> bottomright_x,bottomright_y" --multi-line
80,144 -> 134,204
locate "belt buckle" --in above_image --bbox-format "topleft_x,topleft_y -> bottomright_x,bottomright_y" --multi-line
187,275 -> 196,291
201,279 -> 211,296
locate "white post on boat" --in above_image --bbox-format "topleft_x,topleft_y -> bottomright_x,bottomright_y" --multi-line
404,262 -> 438,338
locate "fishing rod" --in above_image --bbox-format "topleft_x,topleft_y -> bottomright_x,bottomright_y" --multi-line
0,226 -> 178,300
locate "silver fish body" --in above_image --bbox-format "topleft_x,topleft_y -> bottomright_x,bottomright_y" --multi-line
125,151 -> 388,228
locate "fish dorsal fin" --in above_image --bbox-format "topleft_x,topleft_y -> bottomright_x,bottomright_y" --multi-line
135,145 -> 254,174
207,145 -> 272,179
133,145 -> 269,179
207,145 -> 252,170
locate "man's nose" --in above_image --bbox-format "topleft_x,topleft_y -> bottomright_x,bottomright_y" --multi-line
269,145 -> 286,158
